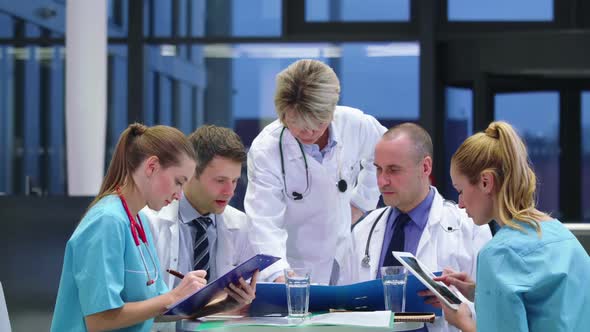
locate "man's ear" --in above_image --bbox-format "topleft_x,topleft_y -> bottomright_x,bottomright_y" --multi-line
145,156 -> 160,177
480,171 -> 495,194
422,156 -> 433,176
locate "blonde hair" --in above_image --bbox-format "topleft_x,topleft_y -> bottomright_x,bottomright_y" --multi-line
451,121 -> 546,234
274,59 -> 340,130
88,123 -> 196,210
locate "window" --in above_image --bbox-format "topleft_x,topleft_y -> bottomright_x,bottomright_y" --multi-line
448,0 -> 553,21
443,87 -> 473,200
581,93 -> 590,221
495,92 -> 560,216
305,0 -> 410,22
149,0 -> 281,37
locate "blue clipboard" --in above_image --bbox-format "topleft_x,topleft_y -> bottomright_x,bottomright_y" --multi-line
249,273 -> 442,317
165,254 -> 280,316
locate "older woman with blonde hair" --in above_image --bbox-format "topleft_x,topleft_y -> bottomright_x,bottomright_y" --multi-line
245,59 -> 386,285
439,121 -> 590,331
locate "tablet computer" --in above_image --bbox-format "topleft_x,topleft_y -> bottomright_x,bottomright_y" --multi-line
165,254 -> 281,316
392,251 -> 467,310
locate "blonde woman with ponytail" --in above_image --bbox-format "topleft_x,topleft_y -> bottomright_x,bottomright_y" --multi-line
50,124 -> 257,332
438,121 -> 590,332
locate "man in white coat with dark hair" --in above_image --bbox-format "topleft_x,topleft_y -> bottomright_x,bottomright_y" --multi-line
145,125 -> 256,332
347,123 -> 491,332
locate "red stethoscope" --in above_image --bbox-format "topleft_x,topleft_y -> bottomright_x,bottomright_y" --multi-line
118,189 -> 159,286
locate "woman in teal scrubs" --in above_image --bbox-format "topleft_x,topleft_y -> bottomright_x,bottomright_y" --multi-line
439,121 -> 590,332
51,124 -> 257,332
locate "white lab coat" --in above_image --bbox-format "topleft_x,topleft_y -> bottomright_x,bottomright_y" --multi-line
245,106 -> 386,285
144,201 -> 254,289
347,187 -> 492,332
144,201 -> 254,332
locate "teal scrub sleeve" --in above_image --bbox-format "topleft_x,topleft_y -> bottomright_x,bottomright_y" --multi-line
476,246 -> 530,332
72,212 -> 127,316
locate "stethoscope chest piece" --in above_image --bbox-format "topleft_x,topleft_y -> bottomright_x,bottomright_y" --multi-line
361,255 -> 371,268
338,179 -> 348,193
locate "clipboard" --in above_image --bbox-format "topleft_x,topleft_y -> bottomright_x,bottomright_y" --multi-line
165,254 -> 280,316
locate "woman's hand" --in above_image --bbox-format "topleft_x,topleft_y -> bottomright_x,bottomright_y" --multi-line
442,303 -> 476,332
168,270 -> 208,304
433,268 -> 476,302
416,289 -> 442,308
88,270 -> 208,330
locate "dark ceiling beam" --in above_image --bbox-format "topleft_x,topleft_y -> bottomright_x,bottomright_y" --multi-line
440,31 -> 590,84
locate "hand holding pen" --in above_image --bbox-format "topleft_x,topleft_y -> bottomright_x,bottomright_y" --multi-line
166,269 -> 185,279
167,270 -> 208,304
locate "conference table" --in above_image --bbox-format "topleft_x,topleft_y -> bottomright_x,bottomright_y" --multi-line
178,318 -> 425,331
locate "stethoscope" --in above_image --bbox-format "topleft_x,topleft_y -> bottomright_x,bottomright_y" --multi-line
279,126 -> 347,200
361,206 -> 460,268
118,189 -> 159,286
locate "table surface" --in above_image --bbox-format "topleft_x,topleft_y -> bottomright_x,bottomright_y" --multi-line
178,319 -> 424,331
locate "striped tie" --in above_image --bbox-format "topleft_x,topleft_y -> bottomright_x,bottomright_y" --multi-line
192,216 -> 212,279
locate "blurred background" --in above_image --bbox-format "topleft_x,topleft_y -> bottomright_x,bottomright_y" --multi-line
1,0 -> 589,330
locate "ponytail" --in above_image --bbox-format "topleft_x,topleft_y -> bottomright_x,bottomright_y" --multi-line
87,123 -> 196,211
452,121 -> 546,234
88,123 -> 147,210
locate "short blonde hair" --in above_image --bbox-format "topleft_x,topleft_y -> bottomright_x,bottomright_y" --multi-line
451,121 -> 546,234
274,59 -> 340,130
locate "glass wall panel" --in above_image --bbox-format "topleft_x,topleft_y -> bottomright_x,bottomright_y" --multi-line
0,42 -> 67,196
581,93 -> 590,221
106,45 -> 128,167
444,87 -> 473,200
306,0 -> 410,22
495,92 -> 560,216
232,0 -> 281,36
149,0 -> 280,37
0,12 -> 14,194
448,0 -> 553,21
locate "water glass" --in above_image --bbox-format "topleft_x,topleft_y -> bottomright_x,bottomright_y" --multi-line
284,268 -> 311,318
381,266 -> 407,312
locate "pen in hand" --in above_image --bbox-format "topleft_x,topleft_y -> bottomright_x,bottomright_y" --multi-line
166,269 -> 185,279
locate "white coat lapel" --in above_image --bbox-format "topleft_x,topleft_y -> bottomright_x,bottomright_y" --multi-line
368,208 -> 391,279
416,189 -> 443,270
156,201 -> 181,288
282,128 -> 306,162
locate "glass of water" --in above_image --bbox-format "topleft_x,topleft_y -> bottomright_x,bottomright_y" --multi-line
381,266 -> 407,312
284,267 -> 311,319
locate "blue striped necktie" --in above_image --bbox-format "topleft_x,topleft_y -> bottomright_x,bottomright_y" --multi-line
192,216 -> 212,280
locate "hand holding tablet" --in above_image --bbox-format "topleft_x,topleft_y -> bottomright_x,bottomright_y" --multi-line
392,252 -> 470,310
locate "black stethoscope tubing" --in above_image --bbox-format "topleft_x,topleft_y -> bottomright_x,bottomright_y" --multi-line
279,127 -> 311,200
279,126 -> 347,200
361,203 -> 459,268
361,208 -> 389,268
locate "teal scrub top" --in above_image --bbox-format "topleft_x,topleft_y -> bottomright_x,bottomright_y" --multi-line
50,195 -> 169,332
475,219 -> 590,332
